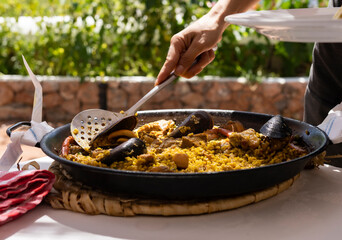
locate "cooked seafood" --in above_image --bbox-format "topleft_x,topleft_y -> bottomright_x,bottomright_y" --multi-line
101,138 -> 146,166
260,115 -> 292,139
60,111 -> 309,173
169,111 -> 213,138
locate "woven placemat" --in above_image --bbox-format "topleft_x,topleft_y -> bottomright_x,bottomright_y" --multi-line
45,161 -> 299,216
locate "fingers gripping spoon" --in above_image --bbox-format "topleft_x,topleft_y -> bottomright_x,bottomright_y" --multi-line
70,73 -> 178,150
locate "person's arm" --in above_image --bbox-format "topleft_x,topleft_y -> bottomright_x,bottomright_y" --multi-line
155,0 -> 260,85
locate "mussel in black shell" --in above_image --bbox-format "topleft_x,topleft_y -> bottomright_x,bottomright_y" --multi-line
91,115 -> 138,148
169,111 -> 214,138
260,115 -> 292,139
101,137 -> 146,166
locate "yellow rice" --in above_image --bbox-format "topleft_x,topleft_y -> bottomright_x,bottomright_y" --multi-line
64,119 -> 307,173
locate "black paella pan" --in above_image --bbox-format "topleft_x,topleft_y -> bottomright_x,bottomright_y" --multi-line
11,109 -> 329,200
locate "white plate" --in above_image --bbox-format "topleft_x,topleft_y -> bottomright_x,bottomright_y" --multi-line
225,7 -> 342,42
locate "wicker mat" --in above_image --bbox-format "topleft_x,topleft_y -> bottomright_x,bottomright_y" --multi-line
45,161 -> 299,217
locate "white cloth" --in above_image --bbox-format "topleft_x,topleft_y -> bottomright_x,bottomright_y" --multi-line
317,101 -> 342,144
0,56 -> 54,171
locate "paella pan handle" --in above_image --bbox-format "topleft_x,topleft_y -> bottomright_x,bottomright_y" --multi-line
6,121 -> 40,147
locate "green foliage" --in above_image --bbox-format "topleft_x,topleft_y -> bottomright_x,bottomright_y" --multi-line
0,0 -> 329,82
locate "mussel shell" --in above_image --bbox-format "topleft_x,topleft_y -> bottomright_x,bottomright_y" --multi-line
101,137 -> 146,166
169,111 -> 214,138
260,115 -> 292,139
91,115 -> 138,148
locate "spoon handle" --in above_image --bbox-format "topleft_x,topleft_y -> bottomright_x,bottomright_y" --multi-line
124,54 -> 205,116
125,73 -> 177,116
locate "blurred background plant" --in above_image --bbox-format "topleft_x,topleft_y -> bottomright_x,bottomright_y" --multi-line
0,0 -> 328,82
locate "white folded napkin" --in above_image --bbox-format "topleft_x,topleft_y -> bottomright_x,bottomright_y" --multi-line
0,56 -> 54,171
317,101 -> 342,144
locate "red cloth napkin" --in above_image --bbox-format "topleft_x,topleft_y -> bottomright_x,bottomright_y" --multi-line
0,169 -> 55,226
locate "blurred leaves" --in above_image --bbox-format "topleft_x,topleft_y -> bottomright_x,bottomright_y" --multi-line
0,0 -> 328,82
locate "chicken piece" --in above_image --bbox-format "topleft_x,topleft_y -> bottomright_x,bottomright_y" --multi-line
204,129 -> 222,141
159,138 -> 181,148
135,120 -> 176,138
229,128 -> 260,150
172,153 -> 189,169
136,154 -> 155,166
180,133 -> 207,148
140,135 -> 157,145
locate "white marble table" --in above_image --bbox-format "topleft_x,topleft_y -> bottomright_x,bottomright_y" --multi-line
2,157 -> 342,240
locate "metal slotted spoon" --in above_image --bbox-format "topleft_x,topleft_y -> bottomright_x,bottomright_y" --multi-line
70,73 -> 178,150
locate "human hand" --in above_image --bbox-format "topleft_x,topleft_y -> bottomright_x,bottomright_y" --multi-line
155,13 -> 227,85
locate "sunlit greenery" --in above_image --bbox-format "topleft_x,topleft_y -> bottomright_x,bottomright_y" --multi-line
0,0 -> 329,82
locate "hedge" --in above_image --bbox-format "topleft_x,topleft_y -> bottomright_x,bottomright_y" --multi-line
0,0 -> 328,83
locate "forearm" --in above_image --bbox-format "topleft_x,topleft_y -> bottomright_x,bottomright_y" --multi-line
207,0 -> 260,32
156,0 -> 260,84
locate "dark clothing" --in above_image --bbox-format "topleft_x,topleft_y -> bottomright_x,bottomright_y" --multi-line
334,0 -> 342,7
304,43 -> 342,125
304,0 -> 342,166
